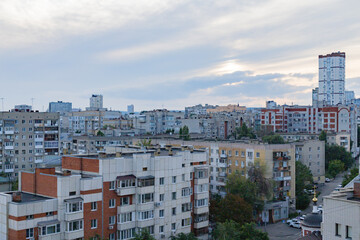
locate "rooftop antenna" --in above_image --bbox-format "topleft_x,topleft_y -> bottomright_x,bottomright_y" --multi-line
31,98 -> 35,110
0,98 -> 4,111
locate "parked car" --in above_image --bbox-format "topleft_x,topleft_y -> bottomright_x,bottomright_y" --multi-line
325,178 -> 331,182
289,220 -> 301,229
317,205 -> 323,213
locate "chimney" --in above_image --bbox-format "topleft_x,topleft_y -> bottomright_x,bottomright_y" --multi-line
62,170 -> 71,176
12,192 -> 22,202
354,181 -> 360,198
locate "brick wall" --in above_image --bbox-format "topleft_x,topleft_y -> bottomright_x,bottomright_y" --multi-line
62,156 -> 99,173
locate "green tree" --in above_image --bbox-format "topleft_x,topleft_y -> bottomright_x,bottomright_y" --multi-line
96,130 -> 105,136
342,167 -> 359,187
325,145 -> 353,169
262,134 -> 285,144
328,160 -> 345,178
226,172 -> 257,206
213,220 -> 268,240
319,130 -> 327,143
134,230 -> 155,240
247,165 -> 272,200
136,139 -> 152,147
170,232 -> 198,240
234,123 -> 256,140
179,125 -> 190,140
295,161 -> 313,210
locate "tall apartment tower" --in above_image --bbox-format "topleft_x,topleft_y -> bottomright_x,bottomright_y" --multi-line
90,94 -> 103,110
318,52 -> 345,106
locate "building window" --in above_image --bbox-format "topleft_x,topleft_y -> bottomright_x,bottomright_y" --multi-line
159,209 -> 164,218
256,152 -> 260,158
159,225 -> 164,233
159,193 -> 164,202
182,218 -> 192,227
91,202 -> 97,211
172,176 -> 176,183
66,220 -> 83,232
138,210 -> 154,220
172,192 -> 177,200
109,233 -> 115,240
120,197 -> 130,206
172,207 -> 176,215
159,177 -> 164,185
182,187 -> 192,196
182,174 -> 185,181
235,151 -> 239,156
138,193 -> 154,204
241,151 -> 245,157
172,223 -> 176,230
66,201 -> 83,213
118,212 -> 134,223
109,181 -> 116,190
109,216 -> 116,225
46,211 -> 54,216
26,215 -> 34,220
26,228 -> 34,239
335,223 -> 341,236
235,160 -> 239,166
109,199 -> 116,208
195,198 -> 208,207
118,228 -> 135,240
346,225 -> 352,239
182,202 -> 192,212
40,223 -> 61,236
91,219 -> 97,229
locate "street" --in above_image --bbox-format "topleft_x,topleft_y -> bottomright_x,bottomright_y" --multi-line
258,174 -> 344,240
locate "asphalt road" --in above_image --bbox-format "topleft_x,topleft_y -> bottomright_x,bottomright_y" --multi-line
258,174 -> 344,240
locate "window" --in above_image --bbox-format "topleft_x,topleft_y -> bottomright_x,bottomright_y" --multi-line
138,210 -> 154,220
335,223 -> 341,236
120,197 -> 130,206
195,184 -> 208,193
109,181 -> 116,190
159,193 -> 164,202
118,228 -> 135,240
159,177 -> 164,185
67,220 -> 83,232
182,218 -> 191,227
118,178 -> 136,188
141,225 -> 154,234
346,225 -> 352,239
235,150 -> 239,156
66,201 -> 83,213
69,191 -> 76,196
46,211 -> 54,216
109,233 -> 115,240
159,225 -> 164,233
256,152 -> 260,158
172,176 -> 176,183
182,187 -> 192,196
138,178 -> 154,187
172,223 -> 176,230
172,192 -> 177,200
26,228 -> 34,239
109,215 -> 116,225
138,193 -> 154,204
195,198 -> 208,207
26,215 -> 34,220
235,160 -> 239,166
182,203 -> 192,212
172,207 -> 176,215
241,151 -> 245,157
91,219 -> 97,229
159,209 -> 164,218
91,202 -> 97,211
109,199 -> 116,208
40,223 -> 61,235
118,212 -> 134,223
182,174 -> 185,181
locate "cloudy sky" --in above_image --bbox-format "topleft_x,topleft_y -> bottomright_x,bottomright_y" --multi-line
1,0 -> 360,111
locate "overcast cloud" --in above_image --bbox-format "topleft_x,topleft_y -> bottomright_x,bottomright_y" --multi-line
0,0 -> 359,111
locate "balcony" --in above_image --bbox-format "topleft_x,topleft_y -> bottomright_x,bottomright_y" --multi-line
194,220 -> 209,229
4,146 -> 14,150
4,130 -> 14,135
117,204 -> 135,213
219,172 -> 227,177
64,230 -> 84,240
218,162 -> 227,168
117,221 -> 136,231
194,206 -> 208,214
35,159 -> 43,164
5,168 -> 14,173
116,187 -> 136,196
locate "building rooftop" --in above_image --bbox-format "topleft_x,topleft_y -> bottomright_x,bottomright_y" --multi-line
7,192 -> 52,203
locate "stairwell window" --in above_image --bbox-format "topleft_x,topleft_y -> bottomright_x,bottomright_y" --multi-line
26,228 -> 34,239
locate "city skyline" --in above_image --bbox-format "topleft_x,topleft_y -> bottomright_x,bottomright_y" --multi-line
1,1 -> 360,111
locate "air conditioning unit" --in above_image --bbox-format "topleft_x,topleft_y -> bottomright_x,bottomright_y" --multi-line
155,202 -> 162,207
108,225 -> 114,230
161,234 -> 165,239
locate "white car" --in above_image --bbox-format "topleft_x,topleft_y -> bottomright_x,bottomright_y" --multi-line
325,178 -> 331,182
289,220 -> 301,229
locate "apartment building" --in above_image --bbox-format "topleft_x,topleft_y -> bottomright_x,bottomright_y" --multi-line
132,109 -> 184,135
150,139 -> 295,223
322,181 -> 360,240
2,147 -> 209,240
260,105 -> 357,152
294,140 -> 326,183
48,101 -> 72,114
0,110 -> 60,178
87,94 -> 105,111
318,52 -> 346,106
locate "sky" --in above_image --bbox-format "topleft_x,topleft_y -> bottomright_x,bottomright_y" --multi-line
1,0 -> 360,111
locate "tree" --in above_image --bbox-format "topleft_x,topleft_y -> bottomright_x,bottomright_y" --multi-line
328,160 -> 345,178
133,230 -> 156,240
234,123 -> 256,140
325,145 -> 353,169
170,232 -> 198,240
319,130 -> 327,143
262,134 -> 285,144
247,165 -> 272,201
226,172 -> 257,206
136,139 -> 152,147
213,220 -> 268,240
179,126 -> 190,140
96,130 -> 105,136
295,161 -> 313,210
342,167 -> 359,187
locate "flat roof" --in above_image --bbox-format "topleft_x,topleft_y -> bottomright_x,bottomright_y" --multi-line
7,192 -> 52,203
